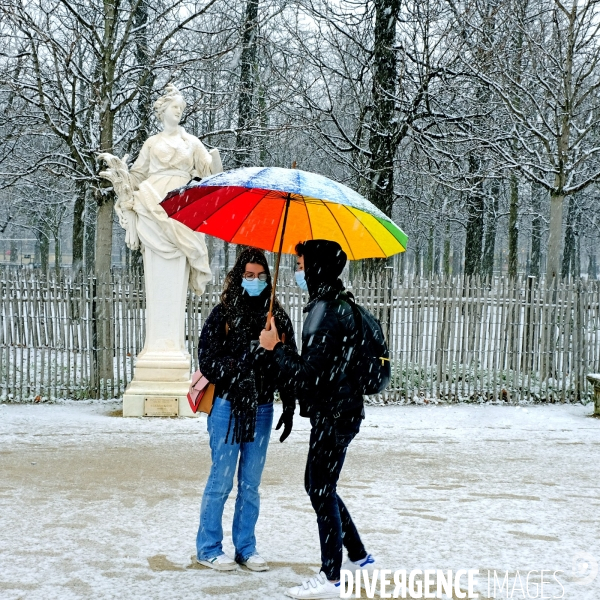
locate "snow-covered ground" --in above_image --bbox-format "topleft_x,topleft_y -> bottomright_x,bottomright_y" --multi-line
0,401 -> 599,600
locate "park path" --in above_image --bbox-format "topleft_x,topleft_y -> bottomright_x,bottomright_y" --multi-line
0,401 -> 598,599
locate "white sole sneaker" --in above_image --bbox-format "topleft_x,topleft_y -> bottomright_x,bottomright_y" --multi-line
285,572 -> 341,599
240,557 -> 269,572
341,553 -> 377,573
194,555 -> 238,571
285,587 -> 339,599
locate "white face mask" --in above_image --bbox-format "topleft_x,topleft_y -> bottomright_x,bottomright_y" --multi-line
295,270 -> 308,291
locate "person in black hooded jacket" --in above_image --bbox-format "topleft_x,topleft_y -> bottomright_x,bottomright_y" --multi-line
195,247 -> 296,574
260,239 -> 376,599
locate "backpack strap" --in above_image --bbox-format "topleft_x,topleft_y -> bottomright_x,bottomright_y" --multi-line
335,295 -> 362,388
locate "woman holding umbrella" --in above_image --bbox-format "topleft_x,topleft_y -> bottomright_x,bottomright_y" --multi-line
195,247 -> 297,572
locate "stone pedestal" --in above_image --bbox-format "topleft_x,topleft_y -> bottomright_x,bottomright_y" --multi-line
587,374 -> 600,416
123,248 -> 195,417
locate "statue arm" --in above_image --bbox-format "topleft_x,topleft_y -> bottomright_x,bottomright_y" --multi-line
97,152 -> 139,250
192,139 -> 221,178
208,148 -> 223,175
128,140 -> 151,190
97,152 -> 133,208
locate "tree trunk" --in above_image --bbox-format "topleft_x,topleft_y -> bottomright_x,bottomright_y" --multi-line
453,242 -> 463,276
54,232 -> 62,277
368,0 -> 400,218
562,195 -> 576,279
10,239 -> 18,264
508,5 -> 524,279
95,0 -> 116,282
507,172 -> 519,279
414,244 -> 421,278
206,68 -> 216,147
34,238 -> 40,266
85,190 -> 96,272
497,241 -> 504,275
72,181 -> 86,275
224,241 -> 230,273
258,83 -> 268,165
426,226 -> 434,277
206,234 -> 215,273
530,185 -> 542,278
131,248 -> 143,273
235,0 -> 259,168
443,223 -> 451,277
40,232 -> 49,273
94,72 -> 116,383
572,204 -> 581,277
233,0 -> 260,260
398,252 -> 405,283
130,0 -> 154,157
482,183 -> 499,281
94,191 -> 114,279
364,0 -> 400,278
546,1 -> 574,282
588,252 -> 597,280
94,186 -> 115,383
546,192 -> 564,281
464,196 -> 484,278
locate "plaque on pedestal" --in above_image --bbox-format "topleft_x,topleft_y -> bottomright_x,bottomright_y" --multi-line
144,397 -> 178,417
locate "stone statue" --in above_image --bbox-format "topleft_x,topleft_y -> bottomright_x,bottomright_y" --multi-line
98,84 -> 223,417
98,83 -> 221,294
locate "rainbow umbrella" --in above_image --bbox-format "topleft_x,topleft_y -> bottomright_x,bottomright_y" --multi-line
161,166 -> 407,321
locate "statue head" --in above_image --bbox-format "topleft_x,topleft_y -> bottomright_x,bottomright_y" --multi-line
154,83 -> 187,128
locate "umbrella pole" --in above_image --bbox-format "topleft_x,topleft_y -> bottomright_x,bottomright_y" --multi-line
266,194 -> 291,330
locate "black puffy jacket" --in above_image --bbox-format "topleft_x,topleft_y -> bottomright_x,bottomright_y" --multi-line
272,286 -> 363,418
198,295 -> 297,408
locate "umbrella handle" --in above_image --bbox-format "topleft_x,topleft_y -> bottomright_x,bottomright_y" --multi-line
266,194 -> 291,330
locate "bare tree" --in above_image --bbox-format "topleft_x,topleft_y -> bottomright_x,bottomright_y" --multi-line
1,0 -> 223,279
461,0 -> 600,280
2,0 -> 599,286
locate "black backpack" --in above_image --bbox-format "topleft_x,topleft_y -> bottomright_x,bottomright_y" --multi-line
345,299 -> 391,395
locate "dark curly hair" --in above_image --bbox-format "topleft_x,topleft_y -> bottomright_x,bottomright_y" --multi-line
221,247 -> 281,311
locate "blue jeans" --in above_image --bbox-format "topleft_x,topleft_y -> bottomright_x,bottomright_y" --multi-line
196,397 -> 274,563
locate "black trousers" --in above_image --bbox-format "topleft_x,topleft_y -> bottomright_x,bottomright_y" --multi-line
304,412 -> 366,581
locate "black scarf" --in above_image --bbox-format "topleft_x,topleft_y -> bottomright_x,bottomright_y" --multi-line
223,288 -> 285,444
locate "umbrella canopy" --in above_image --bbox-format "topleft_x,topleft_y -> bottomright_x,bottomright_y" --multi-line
160,167 -> 407,260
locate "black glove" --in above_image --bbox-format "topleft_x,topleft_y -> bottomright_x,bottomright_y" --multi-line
276,408 -> 294,442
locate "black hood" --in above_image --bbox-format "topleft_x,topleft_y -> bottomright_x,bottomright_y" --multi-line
302,239 -> 347,296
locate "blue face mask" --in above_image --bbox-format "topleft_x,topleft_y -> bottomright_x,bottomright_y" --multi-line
295,270 -> 308,292
241,278 -> 267,297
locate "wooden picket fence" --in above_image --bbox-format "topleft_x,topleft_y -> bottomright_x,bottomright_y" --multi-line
1,267 -> 599,404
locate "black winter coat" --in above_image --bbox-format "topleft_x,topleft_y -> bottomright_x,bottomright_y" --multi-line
272,286 -> 363,418
198,292 -> 297,408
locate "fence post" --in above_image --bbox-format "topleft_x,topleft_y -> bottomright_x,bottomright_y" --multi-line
521,276 -> 535,372
587,374 -> 600,416
90,275 -> 99,398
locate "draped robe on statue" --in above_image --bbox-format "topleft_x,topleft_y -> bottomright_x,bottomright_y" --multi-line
119,127 -> 213,295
